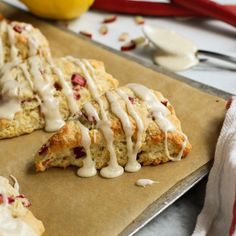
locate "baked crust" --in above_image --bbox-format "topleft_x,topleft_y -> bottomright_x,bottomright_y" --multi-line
0,56 -> 118,139
35,86 -> 191,172
0,176 -> 44,235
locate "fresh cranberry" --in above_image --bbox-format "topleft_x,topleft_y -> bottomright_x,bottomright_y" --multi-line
8,196 -> 15,204
71,73 -> 87,87
13,25 -> 23,33
73,147 -> 86,159
38,144 -> 48,156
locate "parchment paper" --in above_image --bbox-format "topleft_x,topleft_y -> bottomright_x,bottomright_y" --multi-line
0,3 -> 226,236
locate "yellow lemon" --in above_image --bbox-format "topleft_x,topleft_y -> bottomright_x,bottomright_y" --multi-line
20,0 -> 94,20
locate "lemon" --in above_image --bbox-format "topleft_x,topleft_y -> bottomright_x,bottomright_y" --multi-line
20,0 -> 94,20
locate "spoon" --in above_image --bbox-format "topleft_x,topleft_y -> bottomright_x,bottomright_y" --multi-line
143,25 -> 236,72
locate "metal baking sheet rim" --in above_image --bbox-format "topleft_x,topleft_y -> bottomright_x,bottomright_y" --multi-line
2,3 -> 232,235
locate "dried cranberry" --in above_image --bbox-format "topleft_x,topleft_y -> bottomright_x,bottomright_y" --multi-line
0,194 -> 3,204
128,96 -> 135,104
38,144 -> 48,156
161,100 -> 168,107
71,73 -> 87,87
13,25 -> 23,33
73,147 -> 86,159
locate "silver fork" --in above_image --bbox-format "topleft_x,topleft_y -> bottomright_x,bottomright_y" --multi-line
198,50 -> 236,65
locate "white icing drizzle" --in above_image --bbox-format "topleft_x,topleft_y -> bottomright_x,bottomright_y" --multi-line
135,179 -> 157,187
82,59 -> 124,178
0,58 -> 22,75
7,25 -> 18,61
0,20 -> 7,67
76,121 -> 97,177
127,83 -> 187,161
0,98 -> 21,120
116,88 -> 144,172
0,61 -> 22,119
10,175 -> 19,193
28,56 -> 65,132
0,177 -> 37,236
47,57 -> 79,115
66,56 -> 123,178
83,102 -> 100,122
106,90 -> 141,172
28,36 -> 38,57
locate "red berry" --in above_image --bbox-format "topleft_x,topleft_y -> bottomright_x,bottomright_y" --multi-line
71,73 -> 87,87
13,25 -> 23,33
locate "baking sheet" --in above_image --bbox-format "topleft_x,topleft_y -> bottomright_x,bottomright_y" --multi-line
0,3 -> 228,236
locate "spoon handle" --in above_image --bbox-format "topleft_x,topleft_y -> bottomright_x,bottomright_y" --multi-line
198,50 -> 236,65
173,0 -> 236,28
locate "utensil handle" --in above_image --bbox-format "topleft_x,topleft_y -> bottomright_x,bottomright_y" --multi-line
198,50 -> 236,65
173,0 -> 236,27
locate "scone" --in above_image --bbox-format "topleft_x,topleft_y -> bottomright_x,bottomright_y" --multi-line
0,55 -> 118,139
0,16 -> 50,67
35,84 -> 191,178
0,176 -> 44,235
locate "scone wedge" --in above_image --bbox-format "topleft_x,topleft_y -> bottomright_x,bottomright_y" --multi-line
0,16 -> 51,66
35,84 -> 191,178
0,176 -> 44,235
0,56 -> 118,139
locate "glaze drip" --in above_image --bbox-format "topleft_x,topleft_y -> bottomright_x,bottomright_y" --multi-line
28,56 -> 65,132
0,177 -> 37,236
127,83 -> 187,161
69,57 -> 123,178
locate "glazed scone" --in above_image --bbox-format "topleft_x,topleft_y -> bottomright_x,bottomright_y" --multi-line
0,55 -> 119,139
35,84 -> 191,178
0,16 -> 50,67
0,176 -> 44,235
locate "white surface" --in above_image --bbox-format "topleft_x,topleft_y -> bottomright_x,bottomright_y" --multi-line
68,12 -> 236,95
2,1 -> 235,236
